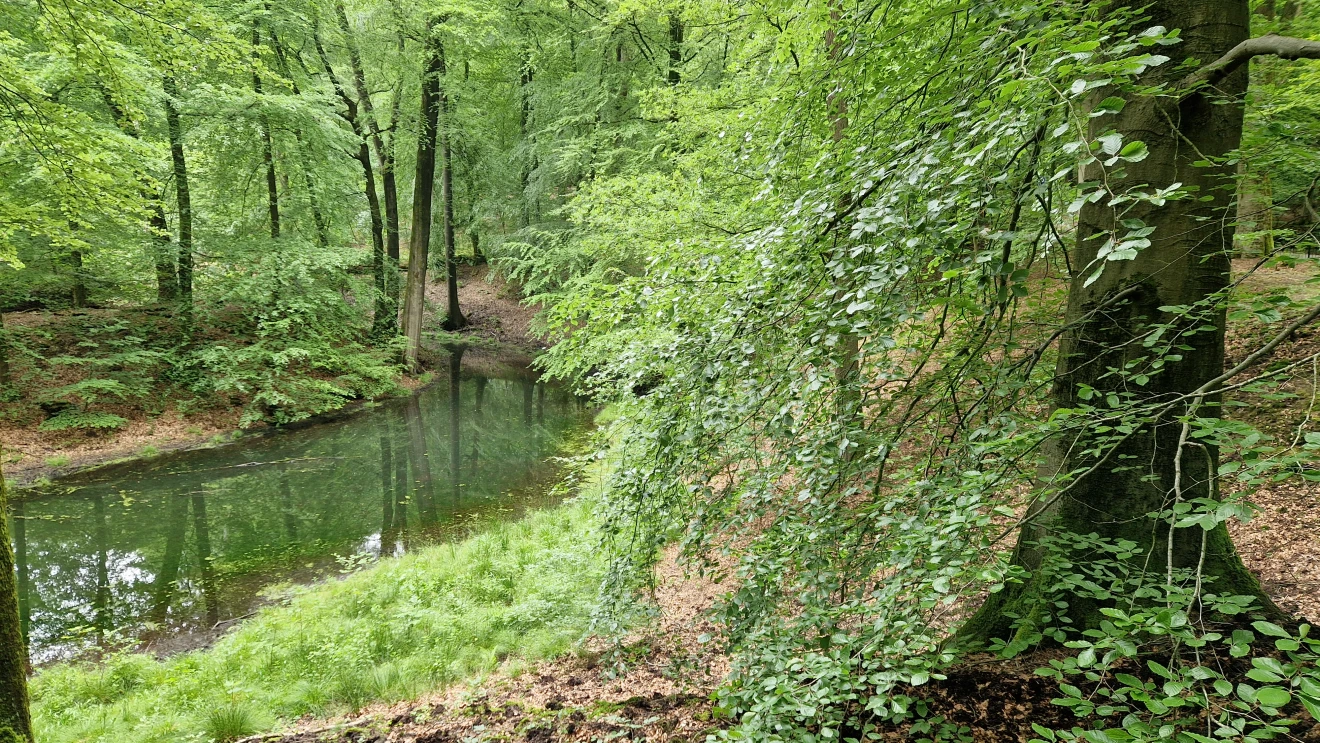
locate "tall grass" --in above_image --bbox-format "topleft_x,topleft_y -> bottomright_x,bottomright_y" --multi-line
31,496 -> 603,743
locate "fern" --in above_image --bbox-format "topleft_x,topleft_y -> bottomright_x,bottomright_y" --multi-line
38,410 -> 128,432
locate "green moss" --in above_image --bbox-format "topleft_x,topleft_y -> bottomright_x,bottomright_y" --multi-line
30,495 -> 605,743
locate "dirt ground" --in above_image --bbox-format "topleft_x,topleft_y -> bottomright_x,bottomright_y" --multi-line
1,265 -> 543,485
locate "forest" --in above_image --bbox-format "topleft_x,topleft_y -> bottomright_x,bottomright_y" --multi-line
5,0 -> 1320,741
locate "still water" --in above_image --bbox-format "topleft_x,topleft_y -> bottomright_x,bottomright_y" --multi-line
11,350 -> 590,662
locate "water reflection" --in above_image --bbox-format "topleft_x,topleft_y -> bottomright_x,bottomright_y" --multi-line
11,354 -> 586,662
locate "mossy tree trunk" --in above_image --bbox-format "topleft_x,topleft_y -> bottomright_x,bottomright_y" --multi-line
964,0 -> 1284,644
0,452 -> 33,743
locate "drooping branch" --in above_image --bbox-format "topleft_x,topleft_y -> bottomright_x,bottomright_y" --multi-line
1181,33 -> 1320,92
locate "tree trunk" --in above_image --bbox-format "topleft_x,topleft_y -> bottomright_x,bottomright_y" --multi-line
70,249 -> 87,308
667,14 -> 683,85
253,25 -> 280,241
331,4 -> 398,334
439,45 -> 465,331
163,75 -> 194,308
402,19 -> 444,372
963,0 -> 1281,644
270,31 -> 329,249
0,310 -> 11,390
0,451 -> 33,743
314,31 -> 387,333
101,90 -> 178,301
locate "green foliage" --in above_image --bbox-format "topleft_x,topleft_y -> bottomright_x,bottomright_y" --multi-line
30,495 -> 604,743
38,411 -> 128,432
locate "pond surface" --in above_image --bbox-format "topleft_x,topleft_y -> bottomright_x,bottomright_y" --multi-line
10,350 -> 590,662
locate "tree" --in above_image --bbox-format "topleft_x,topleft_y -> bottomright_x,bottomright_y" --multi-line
163,74 -> 195,307
0,450 -> 32,743
966,0 -> 1320,642
438,41 -> 466,332
401,17 -> 445,371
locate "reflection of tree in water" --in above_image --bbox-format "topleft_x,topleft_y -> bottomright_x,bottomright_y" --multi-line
92,494 -> 110,642
448,346 -> 464,502
12,365 -> 589,659
405,396 -> 437,526
191,491 -> 218,626
148,494 -> 188,627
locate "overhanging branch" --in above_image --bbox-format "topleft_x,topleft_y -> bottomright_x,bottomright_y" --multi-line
1180,33 -> 1320,93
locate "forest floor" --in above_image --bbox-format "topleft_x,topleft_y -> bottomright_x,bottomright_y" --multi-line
1,264 -> 542,486
247,259 -> 1320,743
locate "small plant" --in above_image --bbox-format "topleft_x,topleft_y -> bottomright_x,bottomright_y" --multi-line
202,703 -> 259,743
43,454 -> 70,468
139,444 -> 159,457
38,409 -> 127,432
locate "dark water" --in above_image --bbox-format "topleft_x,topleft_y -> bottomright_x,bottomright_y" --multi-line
10,350 -> 590,662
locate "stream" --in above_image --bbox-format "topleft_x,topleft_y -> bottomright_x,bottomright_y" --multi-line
9,350 -> 591,663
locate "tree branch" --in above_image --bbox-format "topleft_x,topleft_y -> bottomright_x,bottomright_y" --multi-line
1181,33 -> 1320,92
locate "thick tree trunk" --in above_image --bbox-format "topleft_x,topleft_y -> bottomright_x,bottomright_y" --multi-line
0,453 -> 32,743
964,0 -> 1281,644
163,75 -> 194,307
402,20 -> 444,372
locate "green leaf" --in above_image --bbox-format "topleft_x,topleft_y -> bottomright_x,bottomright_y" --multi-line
1255,687 -> 1291,709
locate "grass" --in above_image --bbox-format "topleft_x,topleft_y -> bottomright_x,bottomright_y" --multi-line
31,494 -> 605,743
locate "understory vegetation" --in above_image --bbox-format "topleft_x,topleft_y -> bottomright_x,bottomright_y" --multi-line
29,494 -> 602,743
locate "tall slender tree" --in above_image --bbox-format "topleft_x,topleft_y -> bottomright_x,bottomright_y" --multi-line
162,74 -> 194,309
401,18 -> 445,371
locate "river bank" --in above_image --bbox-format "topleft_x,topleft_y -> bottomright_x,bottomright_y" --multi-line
2,266 -> 541,487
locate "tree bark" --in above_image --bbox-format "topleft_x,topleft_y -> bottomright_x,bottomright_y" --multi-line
314,31 -> 387,332
69,249 -> 87,308
101,90 -> 178,301
0,310 -> 11,390
252,24 -> 280,241
964,0 -> 1283,644
402,19 -> 445,372
0,451 -> 33,743
331,4 -> 399,335
270,30 -> 329,249
439,44 -> 465,331
667,14 -> 683,85
163,75 -> 194,308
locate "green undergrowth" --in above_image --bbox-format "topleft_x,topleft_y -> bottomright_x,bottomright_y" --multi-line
31,494 -> 606,743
